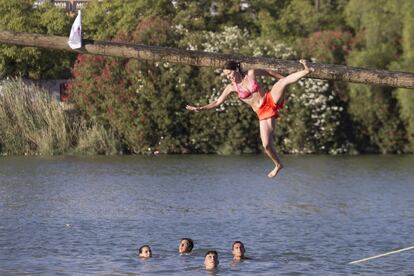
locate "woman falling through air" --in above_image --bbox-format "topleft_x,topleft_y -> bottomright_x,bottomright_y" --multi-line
186,60 -> 314,178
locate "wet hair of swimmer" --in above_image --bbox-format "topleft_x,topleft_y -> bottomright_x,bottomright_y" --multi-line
138,245 -> 151,254
180,238 -> 194,251
205,250 -> 218,257
223,60 -> 242,73
232,240 -> 245,250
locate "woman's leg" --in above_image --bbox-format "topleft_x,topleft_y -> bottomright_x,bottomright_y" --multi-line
259,118 -> 283,178
270,59 -> 313,104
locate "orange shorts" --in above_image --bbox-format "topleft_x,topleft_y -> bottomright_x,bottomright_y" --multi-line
256,92 -> 284,121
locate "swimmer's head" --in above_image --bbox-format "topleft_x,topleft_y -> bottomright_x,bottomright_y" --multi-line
138,245 -> 152,258
204,250 -> 219,270
232,241 -> 246,260
179,238 -> 194,254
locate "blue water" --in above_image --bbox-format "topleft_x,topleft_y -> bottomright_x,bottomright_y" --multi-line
0,155 -> 413,275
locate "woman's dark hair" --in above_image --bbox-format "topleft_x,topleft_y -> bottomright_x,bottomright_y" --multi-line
232,241 -> 245,249
181,238 -> 194,250
223,60 -> 241,72
139,245 -> 151,253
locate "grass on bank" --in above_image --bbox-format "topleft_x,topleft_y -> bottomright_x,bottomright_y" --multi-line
0,78 -> 118,155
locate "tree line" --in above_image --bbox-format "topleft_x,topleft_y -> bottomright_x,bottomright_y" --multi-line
0,0 -> 413,155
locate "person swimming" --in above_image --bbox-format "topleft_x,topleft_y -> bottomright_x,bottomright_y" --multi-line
138,245 -> 152,258
204,250 -> 219,270
179,238 -> 194,254
232,241 -> 250,261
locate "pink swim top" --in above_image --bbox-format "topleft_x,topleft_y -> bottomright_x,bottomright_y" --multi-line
233,75 -> 261,99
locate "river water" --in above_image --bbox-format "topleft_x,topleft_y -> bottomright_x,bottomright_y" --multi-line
0,155 -> 413,275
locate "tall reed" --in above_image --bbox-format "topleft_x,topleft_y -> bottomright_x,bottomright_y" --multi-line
71,117 -> 119,155
0,78 -> 119,155
0,78 -> 69,155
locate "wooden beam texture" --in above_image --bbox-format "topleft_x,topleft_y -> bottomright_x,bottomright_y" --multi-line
1,30 -> 413,89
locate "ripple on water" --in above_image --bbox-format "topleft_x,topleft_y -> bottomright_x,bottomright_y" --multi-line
0,155 -> 414,274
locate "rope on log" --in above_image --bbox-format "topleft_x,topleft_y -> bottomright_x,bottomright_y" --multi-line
0,30 -> 414,89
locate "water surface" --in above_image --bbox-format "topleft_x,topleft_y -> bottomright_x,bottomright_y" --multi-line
0,155 -> 413,275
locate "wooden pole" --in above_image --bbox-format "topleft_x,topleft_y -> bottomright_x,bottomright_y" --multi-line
1,30 -> 414,89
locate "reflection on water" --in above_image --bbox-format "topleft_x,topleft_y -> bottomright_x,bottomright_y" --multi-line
0,155 -> 414,275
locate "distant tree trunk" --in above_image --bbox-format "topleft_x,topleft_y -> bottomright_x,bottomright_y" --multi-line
0,30 -> 414,89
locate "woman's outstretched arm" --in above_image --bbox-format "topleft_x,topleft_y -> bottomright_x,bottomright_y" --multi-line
186,84 -> 234,112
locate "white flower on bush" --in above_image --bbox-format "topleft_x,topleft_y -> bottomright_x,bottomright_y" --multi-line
289,77 -> 346,153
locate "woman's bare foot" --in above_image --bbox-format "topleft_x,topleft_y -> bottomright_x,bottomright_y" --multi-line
268,164 -> 284,178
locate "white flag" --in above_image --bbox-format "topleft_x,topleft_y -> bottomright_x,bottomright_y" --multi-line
68,10 -> 82,49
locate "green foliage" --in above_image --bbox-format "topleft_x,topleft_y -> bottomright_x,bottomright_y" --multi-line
0,0 -> 73,79
2,0 -> 414,154
70,14 -> 192,154
394,88 -> 414,152
274,0 -> 348,42
347,85 -> 406,153
344,0 -> 409,153
390,0 -> 414,152
83,0 -> 174,40
173,0 -> 257,32
297,30 -> 353,64
276,0 -> 318,39
250,0 -> 288,40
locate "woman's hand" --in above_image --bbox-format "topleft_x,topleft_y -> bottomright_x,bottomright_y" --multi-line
186,86 -> 231,113
186,105 -> 201,112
